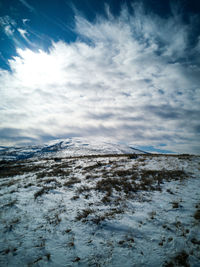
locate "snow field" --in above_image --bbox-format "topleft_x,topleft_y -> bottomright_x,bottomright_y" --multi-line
0,154 -> 200,266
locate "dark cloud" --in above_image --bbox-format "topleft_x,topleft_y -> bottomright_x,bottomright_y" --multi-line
193,125 -> 200,134
86,112 -> 115,120
0,128 -> 37,142
0,128 -> 22,138
145,105 -> 181,120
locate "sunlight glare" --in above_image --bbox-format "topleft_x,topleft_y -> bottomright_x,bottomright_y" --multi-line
11,48 -> 64,87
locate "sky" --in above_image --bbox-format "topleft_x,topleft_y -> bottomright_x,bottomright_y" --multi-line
0,0 -> 200,154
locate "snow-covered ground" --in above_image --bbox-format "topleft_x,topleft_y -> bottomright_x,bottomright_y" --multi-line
0,149 -> 200,266
0,138 -> 146,161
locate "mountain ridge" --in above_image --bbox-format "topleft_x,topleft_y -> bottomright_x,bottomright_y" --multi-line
0,138 -> 147,161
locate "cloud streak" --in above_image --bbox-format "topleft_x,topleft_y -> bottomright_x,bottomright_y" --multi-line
18,0 -> 35,12
0,4 -> 200,153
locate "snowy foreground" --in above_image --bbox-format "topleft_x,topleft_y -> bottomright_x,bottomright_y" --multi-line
0,152 -> 200,266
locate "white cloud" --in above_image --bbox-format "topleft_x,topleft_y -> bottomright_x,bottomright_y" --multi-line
4,25 -> 14,36
0,4 -> 199,153
22,18 -> 30,25
0,16 -> 16,36
17,28 -> 29,40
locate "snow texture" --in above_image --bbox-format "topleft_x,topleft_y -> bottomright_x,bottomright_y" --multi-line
0,138 -> 146,161
0,140 -> 200,266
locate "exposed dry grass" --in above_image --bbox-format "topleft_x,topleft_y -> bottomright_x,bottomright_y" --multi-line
112,168 -> 136,177
0,178 -> 19,187
69,168 -> 188,222
164,250 -> 190,267
2,199 -> 17,208
94,169 -> 186,197
148,211 -> 156,220
34,186 -> 55,199
43,178 -> 59,184
96,177 -> 136,196
46,253 -> 51,261
46,213 -> 61,225
76,208 -> 94,221
37,168 -> 70,179
0,162 -> 45,178
76,185 -> 91,194
91,208 -> 123,224
194,209 -> 200,221
0,154 -> 191,227
1,152 -> 199,267
71,195 -> 79,200
63,177 -> 81,187
140,169 -> 186,182
172,201 -> 179,209
0,158 -> 73,179
24,182 -> 34,188
191,238 -> 200,245
85,174 -> 99,180
83,162 -> 104,171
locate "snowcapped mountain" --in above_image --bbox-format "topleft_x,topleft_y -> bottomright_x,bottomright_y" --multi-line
0,137 -> 146,161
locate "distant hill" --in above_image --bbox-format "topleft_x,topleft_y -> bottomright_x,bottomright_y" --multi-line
0,138 -> 147,161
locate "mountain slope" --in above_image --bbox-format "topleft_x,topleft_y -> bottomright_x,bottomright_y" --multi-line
0,138 -> 146,161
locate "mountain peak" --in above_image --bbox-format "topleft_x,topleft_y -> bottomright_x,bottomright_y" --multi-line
0,137 -> 146,161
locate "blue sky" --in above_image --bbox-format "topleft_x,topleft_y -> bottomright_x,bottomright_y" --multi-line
0,0 -> 200,154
